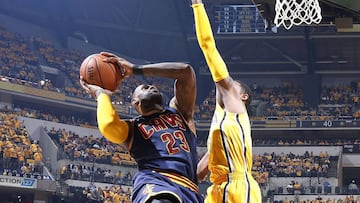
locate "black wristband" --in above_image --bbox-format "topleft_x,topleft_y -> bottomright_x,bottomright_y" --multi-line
132,64 -> 144,75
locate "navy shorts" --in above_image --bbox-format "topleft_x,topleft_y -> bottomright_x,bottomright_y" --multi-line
131,170 -> 204,203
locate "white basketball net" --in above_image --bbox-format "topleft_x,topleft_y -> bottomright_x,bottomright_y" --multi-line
274,0 -> 322,30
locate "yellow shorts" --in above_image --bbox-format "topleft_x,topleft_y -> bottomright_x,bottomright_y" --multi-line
206,173 -> 262,203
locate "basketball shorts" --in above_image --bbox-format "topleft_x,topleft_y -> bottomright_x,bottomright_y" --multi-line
131,170 -> 204,203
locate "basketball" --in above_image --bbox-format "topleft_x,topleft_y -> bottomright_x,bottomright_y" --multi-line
80,53 -> 123,91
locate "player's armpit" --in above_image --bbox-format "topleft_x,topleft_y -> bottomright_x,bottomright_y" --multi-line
97,93 -> 129,144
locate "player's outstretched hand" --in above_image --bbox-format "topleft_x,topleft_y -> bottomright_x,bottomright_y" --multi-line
80,76 -> 112,99
100,52 -> 134,78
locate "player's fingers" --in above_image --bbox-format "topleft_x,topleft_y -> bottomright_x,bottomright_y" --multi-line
102,57 -> 116,63
79,79 -> 85,87
102,57 -> 122,67
100,52 -> 114,57
102,57 -> 126,76
118,64 -> 126,76
79,79 -> 90,91
99,54 -> 127,77
79,76 -> 87,83
79,77 -> 86,86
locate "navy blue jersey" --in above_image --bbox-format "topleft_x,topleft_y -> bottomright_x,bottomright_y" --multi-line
130,107 -> 199,184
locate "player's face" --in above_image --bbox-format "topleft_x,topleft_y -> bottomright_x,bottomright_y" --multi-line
132,84 -> 163,106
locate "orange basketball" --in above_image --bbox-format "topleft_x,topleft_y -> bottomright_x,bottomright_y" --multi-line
80,53 -> 123,91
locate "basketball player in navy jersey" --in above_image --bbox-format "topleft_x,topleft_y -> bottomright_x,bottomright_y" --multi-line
80,52 -> 203,203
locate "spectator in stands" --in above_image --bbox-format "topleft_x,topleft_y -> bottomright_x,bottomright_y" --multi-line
348,180 -> 359,194
81,52 -> 203,203
293,181 -> 303,194
323,180 -> 331,194
190,0 -> 261,202
286,181 -> 294,194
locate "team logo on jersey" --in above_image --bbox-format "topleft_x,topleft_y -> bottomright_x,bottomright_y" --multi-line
138,113 -> 186,139
143,184 -> 155,195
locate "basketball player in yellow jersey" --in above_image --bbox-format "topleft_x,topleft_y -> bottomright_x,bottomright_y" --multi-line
190,0 -> 262,202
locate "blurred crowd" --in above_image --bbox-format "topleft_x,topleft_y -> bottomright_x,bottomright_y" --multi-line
0,26 -> 359,123
0,112 -> 45,179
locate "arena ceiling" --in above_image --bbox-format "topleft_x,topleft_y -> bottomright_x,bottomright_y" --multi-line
0,0 -> 359,75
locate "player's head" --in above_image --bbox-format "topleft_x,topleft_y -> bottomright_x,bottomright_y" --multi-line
131,84 -> 163,115
235,80 -> 252,108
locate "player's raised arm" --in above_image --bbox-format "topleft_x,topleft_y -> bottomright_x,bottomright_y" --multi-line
191,0 -> 229,83
101,52 -> 196,130
131,62 -> 196,127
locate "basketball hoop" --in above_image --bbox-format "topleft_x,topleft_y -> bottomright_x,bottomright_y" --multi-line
274,0 -> 322,30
